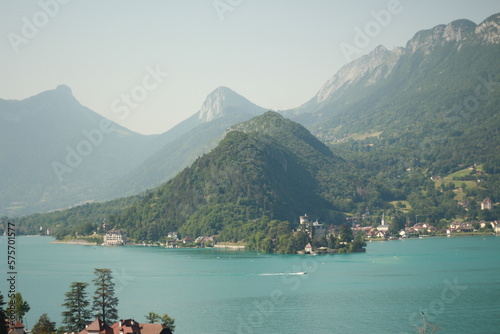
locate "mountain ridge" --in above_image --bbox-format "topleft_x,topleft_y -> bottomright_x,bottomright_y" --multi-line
107,111 -> 353,240
287,14 -> 499,117
2,12 -> 499,217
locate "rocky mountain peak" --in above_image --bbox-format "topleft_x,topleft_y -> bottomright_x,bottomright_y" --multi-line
315,44 -> 400,103
475,13 -> 500,44
198,86 -> 265,122
405,15 -> 500,55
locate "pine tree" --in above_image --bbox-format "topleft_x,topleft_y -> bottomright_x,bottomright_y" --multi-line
92,268 -> 118,325
7,292 -> 30,323
0,291 -> 9,334
61,282 -> 92,332
32,314 -> 56,334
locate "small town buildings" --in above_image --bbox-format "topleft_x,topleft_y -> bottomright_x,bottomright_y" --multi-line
448,222 -> 474,233
487,221 -> 500,233
79,319 -> 172,334
194,236 -> 214,246
103,229 -> 127,246
412,224 -> 428,233
481,198 -> 493,210
427,226 -> 437,233
165,239 -> 178,248
304,243 -> 313,254
167,232 -> 178,239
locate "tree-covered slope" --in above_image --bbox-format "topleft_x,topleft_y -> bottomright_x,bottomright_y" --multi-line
107,112 -> 356,241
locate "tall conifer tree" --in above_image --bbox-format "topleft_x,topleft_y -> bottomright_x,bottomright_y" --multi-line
92,268 -> 118,324
62,282 -> 91,332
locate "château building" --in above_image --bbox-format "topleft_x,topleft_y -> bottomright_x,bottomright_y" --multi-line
103,229 -> 127,246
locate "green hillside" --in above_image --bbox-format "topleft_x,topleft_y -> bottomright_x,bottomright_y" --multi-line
107,112 -> 355,241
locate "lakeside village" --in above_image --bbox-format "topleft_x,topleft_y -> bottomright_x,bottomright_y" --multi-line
51,197 -> 500,255
5,318 -> 173,334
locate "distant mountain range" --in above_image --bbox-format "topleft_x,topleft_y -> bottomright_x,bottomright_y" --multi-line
1,13 -> 499,217
0,84 -> 265,216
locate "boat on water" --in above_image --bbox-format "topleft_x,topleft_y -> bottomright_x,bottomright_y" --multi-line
259,271 -> 307,276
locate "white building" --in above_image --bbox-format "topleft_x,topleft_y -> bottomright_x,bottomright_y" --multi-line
377,212 -> 390,232
103,229 -> 127,246
481,198 -> 493,210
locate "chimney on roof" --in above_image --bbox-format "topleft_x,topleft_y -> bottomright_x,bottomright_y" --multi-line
119,320 -> 123,327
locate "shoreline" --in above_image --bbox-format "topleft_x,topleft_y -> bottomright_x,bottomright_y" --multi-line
49,239 -> 98,245
40,232 -> 499,249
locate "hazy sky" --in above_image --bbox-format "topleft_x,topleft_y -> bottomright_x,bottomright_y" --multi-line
1,0 -> 499,134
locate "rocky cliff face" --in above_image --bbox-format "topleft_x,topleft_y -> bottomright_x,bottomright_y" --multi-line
198,86 -> 265,122
315,45 -> 402,104
293,14 -> 500,113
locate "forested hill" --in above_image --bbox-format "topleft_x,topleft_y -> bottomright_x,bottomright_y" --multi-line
104,112 -> 356,241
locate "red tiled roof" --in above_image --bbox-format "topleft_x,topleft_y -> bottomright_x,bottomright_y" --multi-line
11,321 -> 24,328
109,319 -> 142,334
140,324 -> 165,334
79,318 -> 113,334
78,318 -> 171,334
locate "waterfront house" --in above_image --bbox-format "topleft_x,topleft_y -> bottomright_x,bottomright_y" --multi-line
103,229 -> 127,246
412,224 -> 427,233
304,243 -> 313,254
165,239 -> 178,248
492,221 -> 500,233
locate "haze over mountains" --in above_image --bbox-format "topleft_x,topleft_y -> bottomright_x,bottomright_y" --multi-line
0,84 -> 266,216
1,13 -> 499,217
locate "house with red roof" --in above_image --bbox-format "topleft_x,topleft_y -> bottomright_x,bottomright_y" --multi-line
79,319 -> 172,334
79,318 -> 113,334
7,321 -> 26,334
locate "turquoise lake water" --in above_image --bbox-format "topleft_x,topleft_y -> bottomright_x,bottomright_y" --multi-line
0,236 -> 499,333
